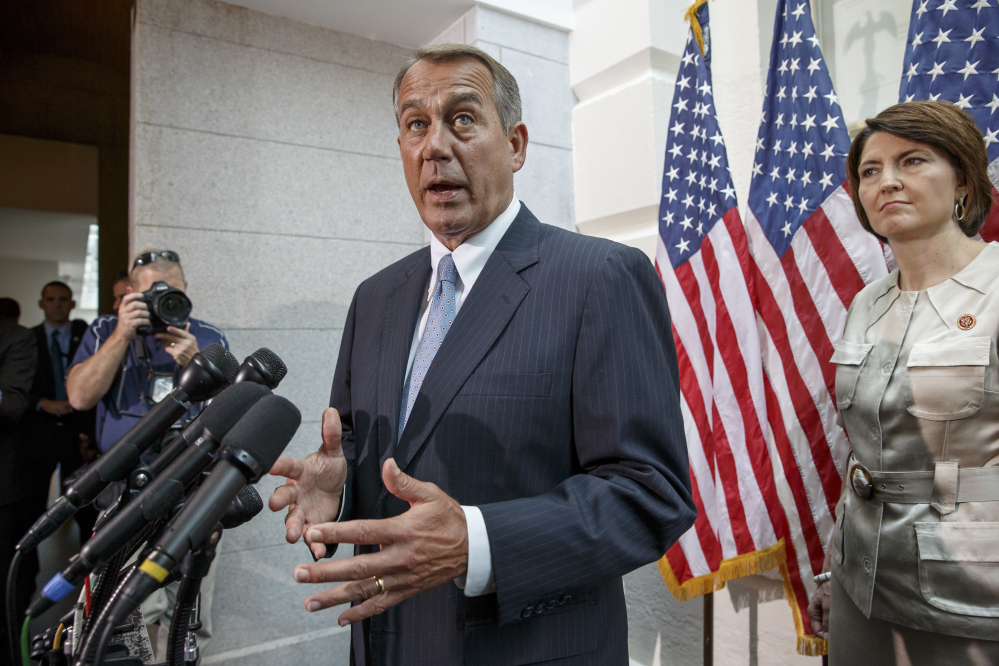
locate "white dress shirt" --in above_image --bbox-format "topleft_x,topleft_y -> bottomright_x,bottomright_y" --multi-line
403,196 -> 521,597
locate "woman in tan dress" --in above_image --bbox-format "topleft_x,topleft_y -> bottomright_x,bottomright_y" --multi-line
808,100 -> 999,665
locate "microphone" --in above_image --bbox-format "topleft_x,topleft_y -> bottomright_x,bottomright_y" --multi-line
17,344 -> 239,553
94,395 -> 300,626
26,382 -> 271,618
150,348 -> 288,474
221,486 -> 264,529
234,347 -> 288,389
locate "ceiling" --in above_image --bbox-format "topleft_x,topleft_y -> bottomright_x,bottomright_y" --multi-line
223,0 -> 572,48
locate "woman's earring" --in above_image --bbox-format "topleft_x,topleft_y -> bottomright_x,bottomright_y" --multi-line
955,195 -> 968,222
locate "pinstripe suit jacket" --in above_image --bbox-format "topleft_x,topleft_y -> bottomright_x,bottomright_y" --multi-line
330,205 -> 695,665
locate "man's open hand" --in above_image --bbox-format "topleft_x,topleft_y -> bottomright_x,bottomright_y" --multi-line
269,408 -> 348,558
290,458 -> 468,627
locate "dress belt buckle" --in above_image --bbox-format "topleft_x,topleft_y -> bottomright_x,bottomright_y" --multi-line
850,463 -> 875,500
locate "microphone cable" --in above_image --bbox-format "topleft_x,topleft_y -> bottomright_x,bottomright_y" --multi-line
6,548 -> 24,666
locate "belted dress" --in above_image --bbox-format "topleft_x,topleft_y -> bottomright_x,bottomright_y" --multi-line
830,242 -> 999,649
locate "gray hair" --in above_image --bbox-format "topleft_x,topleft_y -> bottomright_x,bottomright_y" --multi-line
393,42 -> 522,134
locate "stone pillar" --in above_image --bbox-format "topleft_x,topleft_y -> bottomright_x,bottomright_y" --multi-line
433,4 -> 576,231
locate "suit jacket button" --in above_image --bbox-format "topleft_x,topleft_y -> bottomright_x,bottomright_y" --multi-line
521,607 -> 534,619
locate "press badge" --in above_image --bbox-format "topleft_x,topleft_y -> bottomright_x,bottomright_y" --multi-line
151,372 -> 175,403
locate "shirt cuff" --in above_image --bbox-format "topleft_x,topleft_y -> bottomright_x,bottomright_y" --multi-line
455,505 -> 495,597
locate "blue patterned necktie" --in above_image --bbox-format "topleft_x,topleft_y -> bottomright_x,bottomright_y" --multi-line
51,329 -> 67,401
399,254 -> 458,436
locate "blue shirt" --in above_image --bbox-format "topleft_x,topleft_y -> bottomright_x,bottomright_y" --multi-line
69,316 -> 229,452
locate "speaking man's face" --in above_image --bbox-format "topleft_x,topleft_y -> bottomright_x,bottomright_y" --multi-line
397,57 -> 527,249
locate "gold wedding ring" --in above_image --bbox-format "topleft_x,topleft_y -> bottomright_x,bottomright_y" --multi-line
373,575 -> 386,596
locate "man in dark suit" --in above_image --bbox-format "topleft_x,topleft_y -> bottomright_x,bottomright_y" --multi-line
269,43 -> 695,665
0,298 -> 38,666
26,281 -> 98,542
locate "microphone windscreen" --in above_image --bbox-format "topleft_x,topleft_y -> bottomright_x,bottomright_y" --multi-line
249,348 -> 288,386
199,382 -> 271,440
201,343 -> 240,384
221,486 -> 264,529
221,395 -> 301,472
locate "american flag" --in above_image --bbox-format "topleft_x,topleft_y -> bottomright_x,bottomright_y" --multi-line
744,0 -> 887,653
898,0 -> 999,240
655,0 -> 798,650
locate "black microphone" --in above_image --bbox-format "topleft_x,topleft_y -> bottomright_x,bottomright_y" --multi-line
26,382 -> 271,618
150,348 -> 288,473
221,486 -> 264,530
234,347 -> 288,389
17,344 -> 239,553
97,395 -> 300,622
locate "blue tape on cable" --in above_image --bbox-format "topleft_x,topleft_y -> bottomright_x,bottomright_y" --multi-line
41,573 -> 75,603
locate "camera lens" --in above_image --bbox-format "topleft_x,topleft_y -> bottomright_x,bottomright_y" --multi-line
157,291 -> 192,323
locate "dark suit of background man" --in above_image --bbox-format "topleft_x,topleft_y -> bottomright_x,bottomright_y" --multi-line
0,298 -> 37,666
26,281 -> 98,544
269,42 -> 696,665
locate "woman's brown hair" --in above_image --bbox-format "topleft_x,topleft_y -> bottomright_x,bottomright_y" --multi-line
845,100 -> 992,241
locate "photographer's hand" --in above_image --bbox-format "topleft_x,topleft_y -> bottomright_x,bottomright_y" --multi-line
155,324 -> 199,367
113,293 -> 150,342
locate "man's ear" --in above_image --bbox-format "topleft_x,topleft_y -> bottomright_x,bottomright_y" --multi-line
509,121 -> 529,174
70,300 -> 77,310
126,286 -> 135,295
37,299 -> 44,310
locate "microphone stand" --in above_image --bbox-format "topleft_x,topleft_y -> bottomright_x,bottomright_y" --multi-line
166,529 -> 221,666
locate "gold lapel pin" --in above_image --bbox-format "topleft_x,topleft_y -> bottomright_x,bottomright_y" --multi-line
958,314 -> 976,331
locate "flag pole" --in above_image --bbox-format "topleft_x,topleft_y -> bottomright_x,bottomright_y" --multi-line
703,592 -> 713,666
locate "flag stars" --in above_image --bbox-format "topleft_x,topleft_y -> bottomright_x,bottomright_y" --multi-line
958,61 -> 979,80
790,58 -> 801,73
784,195 -> 795,211
681,51 -> 696,67
722,184 -> 736,200
987,95 -> 999,114
805,86 -> 818,102
752,162 -> 763,176
687,147 -> 700,162
710,131 -> 725,146
802,141 -> 814,157
966,27 -> 986,48
674,97 -> 689,113
671,120 -> 686,136
790,114 -> 799,129
677,75 -> 691,90
709,178 -> 719,192
785,168 -> 797,183
955,93 -> 974,109
789,31 -> 803,46
777,86 -> 788,100
770,165 -> 782,179
824,91 -> 839,106
685,171 -> 698,186
699,81 -> 712,96
680,216 -> 694,231
792,4 -> 806,19
928,61 -> 946,80
776,113 -> 785,127
682,194 -> 696,209
669,144 -> 684,159
931,28 -> 952,48
756,137 -> 765,151
971,0 -> 990,11
916,0 -> 929,16
937,0 -> 958,16
801,171 -> 812,186
676,238 -> 691,254
699,174 -> 708,188
985,128 -> 999,147
820,144 -> 836,160
664,188 -> 678,202
912,32 -> 923,48
767,191 -> 779,207
906,62 -> 919,80
779,59 -> 789,73
821,114 -> 840,132
708,154 -> 721,168
797,197 -> 809,214
772,142 -> 783,156
788,141 -> 799,157
696,221 -> 705,236
782,221 -> 794,236
662,211 -> 674,225
666,166 -> 679,181
808,58 -> 821,74
820,172 -> 834,188
807,34 -> 820,49
802,114 -> 817,130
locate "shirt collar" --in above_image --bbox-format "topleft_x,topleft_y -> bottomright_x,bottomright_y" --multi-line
427,196 -> 521,300
43,321 -> 72,339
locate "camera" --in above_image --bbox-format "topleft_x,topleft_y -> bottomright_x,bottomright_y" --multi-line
136,281 -> 192,335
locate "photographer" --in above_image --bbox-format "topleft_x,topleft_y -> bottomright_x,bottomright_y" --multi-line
66,250 -> 228,452
65,250 -> 228,656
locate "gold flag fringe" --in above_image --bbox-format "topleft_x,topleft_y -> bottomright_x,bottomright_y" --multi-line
683,0 -> 710,57
657,538 -> 829,656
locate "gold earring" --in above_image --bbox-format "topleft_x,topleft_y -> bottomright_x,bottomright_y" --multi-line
955,196 -> 967,222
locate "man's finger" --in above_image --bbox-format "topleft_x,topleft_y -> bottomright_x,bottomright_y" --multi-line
269,456 -> 305,479
165,325 -> 195,338
320,408 -> 342,455
282,505 -> 305,543
292,549 -> 398,584
337,589 -> 409,626
304,518 -> 396,548
304,574 -> 402,613
382,458 -> 439,506
268,483 -> 299,512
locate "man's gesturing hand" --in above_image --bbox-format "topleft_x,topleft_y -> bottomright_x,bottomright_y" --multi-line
268,408 -> 348,558
291,458 -> 468,627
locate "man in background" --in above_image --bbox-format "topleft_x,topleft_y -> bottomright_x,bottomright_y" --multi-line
26,281 -> 98,543
0,298 -> 37,666
111,269 -> 129,313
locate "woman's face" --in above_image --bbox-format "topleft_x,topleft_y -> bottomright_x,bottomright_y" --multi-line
857,131 -> 967,243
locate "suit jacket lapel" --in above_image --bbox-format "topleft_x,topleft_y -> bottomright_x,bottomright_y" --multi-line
383,208 -> 542,505
376,249 -> 432,466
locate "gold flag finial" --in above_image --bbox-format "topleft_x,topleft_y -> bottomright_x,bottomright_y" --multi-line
684,0 -> 710,57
